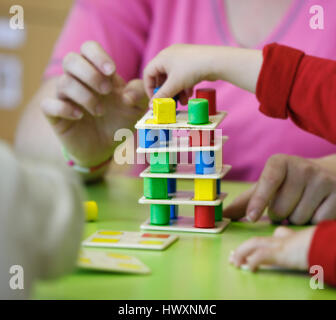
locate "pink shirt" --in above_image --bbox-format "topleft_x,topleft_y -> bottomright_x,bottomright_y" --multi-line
45,0 -> 336,181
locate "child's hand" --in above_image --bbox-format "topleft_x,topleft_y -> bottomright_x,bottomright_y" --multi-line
230,226 -> 316,271
41,41 -> 147,169
223,154 -> 336,225
143,44 -> 223,104
144,44 -> 262,103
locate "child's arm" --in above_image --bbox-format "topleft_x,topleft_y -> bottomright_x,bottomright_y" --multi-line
308,221 -> 336,287
144,44 -> 262,101
257,43 -> 336,144
144,44 -> 336,226
0,143 -> 84,299
145,43 -> 336,145
230,222 -> 336,287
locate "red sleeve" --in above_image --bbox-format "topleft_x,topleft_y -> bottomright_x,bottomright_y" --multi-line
309,221 -> 336,287
256,43 -> 336,144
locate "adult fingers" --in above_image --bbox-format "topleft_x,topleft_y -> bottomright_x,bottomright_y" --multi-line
122,79 -> 147,109
267,161 -> 306,222
222,185 -> 255,221
80,41 -> 116,76
246,154 -> 288,222
80,41 -> 125,89
63,52 -> 113,95
41,98 -> 83,121
289,172 -> 332,225
56,74 -> 102,117
312,193 -> 336,224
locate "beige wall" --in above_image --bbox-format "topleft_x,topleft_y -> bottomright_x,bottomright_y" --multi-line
0,0 -> 73,143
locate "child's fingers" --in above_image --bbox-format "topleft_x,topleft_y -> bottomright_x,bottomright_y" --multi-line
80,41 -> 116,76
231,237 -> 272,267
178,90 -> 190,105
63,52 -> 113,95
56,74 -> 102,117
41,98 -> 83,121
152,75 -> 184,101
222,185 -> 255,221
143,56 -> 165,97
246,155 -> 287,222
246,247 -> 276,272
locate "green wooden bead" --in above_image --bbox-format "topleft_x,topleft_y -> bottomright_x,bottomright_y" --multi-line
150,204 -> 170,225
144,178 -> 168,199
188,98 -> 209,124
215,202 -> 223,222
150,152 -> 175,173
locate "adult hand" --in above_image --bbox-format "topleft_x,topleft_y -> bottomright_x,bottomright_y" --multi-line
223,154 -> 336,225
41,41 -> 147,168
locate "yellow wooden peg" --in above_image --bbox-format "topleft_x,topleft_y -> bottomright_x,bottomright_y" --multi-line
194,179 -> 216,201
84,201 -> 98,221
153,98 -> 176,124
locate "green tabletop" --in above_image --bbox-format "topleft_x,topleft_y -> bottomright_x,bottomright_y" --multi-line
33,176 -> 336,300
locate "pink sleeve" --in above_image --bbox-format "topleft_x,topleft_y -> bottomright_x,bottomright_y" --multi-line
45,0 -> 152,82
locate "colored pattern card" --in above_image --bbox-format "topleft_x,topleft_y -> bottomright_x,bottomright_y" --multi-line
82,230 -> 178,250
77,248 -> 151,274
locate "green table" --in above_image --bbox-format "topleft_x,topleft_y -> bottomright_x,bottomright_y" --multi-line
34,177 -> 336,300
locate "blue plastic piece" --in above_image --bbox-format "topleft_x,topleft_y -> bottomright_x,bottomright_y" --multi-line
139,129 -> 160,148
170,205 -> 178,219
216,179 -> 221,195
167,178 -> 177,193
195,151 -> 215,174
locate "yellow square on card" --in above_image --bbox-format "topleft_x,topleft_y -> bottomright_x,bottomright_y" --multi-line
91,238 -> 120,243
98,231 -> 123,236
194,179 -> 216,201
153,98 -> 176,124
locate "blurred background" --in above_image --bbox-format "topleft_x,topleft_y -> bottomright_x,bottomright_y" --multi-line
0,0 -> 73,143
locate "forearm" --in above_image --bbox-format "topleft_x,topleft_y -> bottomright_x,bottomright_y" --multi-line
210,46 -> 263,93
15,78 -> 63,162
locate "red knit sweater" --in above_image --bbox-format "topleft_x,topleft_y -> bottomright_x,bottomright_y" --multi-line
257,43 -> 336,287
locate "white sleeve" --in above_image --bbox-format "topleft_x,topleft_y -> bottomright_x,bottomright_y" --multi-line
0,143 -> 85,299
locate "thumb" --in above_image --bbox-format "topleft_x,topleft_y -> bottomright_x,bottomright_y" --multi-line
122,79 -> 147,109
222,185 -> 256,221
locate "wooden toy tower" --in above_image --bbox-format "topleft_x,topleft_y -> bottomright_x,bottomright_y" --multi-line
135,88 -> 231,233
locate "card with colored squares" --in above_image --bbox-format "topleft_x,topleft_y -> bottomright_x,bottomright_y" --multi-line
82,230 -> 178,250
77,248 -> 151,274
